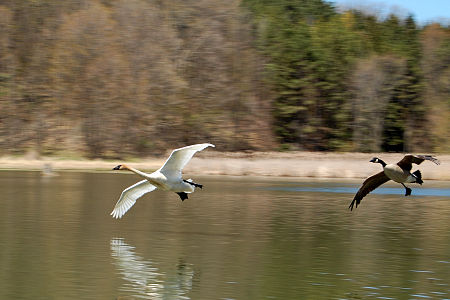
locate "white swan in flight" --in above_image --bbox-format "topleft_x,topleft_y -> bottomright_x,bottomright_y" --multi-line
111,143 -> 215,219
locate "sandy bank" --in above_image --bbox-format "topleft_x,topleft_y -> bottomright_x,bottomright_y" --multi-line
0,152 -> 448,180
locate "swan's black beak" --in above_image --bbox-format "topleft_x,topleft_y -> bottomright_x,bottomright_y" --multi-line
113,165 -> 122,170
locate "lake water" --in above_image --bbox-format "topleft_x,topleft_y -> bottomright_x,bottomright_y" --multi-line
0,171 -> 449,300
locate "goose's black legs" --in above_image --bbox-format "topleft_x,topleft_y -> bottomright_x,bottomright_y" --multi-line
401,183 -> 412,196
183,179 -> 203,189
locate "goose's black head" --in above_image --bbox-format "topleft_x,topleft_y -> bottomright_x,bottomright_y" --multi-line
113,165 -> 122,170
370,157 -> 386,167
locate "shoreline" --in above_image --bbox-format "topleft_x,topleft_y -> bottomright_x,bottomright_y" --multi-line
1,152 -> 448,180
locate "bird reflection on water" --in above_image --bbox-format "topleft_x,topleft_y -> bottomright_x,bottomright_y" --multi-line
111,238 -> 194,300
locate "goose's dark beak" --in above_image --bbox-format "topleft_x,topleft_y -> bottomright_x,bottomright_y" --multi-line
113,165 -> 122,170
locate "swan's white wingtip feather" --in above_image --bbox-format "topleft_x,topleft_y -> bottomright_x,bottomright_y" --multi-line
111,209 -> 120,219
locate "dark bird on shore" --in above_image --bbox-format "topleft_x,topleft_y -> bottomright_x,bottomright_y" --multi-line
349,155 -> 440,210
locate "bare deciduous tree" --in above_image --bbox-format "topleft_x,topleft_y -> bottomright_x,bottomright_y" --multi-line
351,55 -> 405,152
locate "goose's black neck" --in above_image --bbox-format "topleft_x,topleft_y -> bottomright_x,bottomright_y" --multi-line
371,157 -> 387,167
377,159 -> 387,167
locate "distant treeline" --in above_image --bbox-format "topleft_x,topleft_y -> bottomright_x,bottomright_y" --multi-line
0,0 -> 449,157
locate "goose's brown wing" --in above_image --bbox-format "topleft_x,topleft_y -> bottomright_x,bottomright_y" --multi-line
349,171 -> 390,211
397,155 -> 440,171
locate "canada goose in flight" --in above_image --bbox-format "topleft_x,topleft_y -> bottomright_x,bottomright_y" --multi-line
111,143 -> 214,219
349,155 -> 440,210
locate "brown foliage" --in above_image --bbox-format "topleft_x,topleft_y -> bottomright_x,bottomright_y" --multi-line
0,1 -> 274,157
421,24 -> 450,152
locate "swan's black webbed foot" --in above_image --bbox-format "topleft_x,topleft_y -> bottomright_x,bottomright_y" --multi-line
177,192 -> 188,201
183,180 -> 203,189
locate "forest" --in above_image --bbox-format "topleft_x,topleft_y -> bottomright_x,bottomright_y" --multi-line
0,0 -> 449,158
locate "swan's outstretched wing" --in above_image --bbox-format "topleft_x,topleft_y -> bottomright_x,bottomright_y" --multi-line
349,171 -> 390,211
111,180 -> 156,219
158,143 -> 215,178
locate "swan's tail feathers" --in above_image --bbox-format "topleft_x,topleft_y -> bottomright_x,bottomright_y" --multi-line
111,180 -> 156,219
177,192 -> 189,201
412,170 -> 423,184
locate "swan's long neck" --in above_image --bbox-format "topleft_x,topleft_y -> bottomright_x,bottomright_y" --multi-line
123,165 -> 151,179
